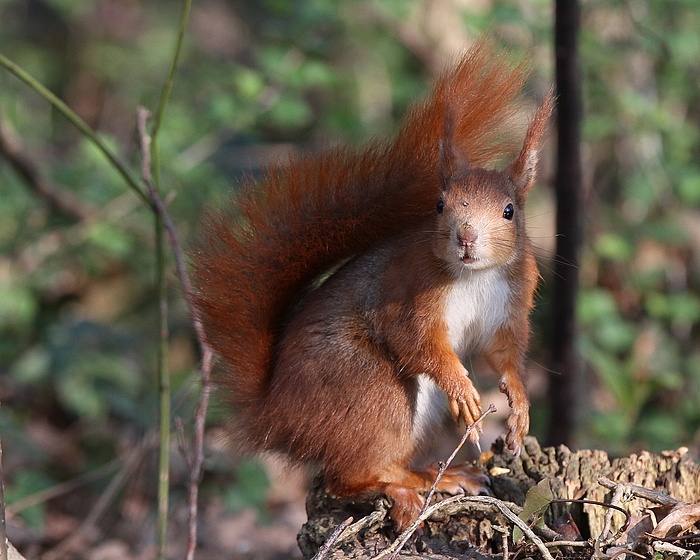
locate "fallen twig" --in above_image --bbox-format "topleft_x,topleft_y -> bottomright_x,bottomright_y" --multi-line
0,119 -> 94,220
312,516 -> 355,560
598,476 -> 678,506
42,433 -> 157,560
385,404 -> 497,560
372,495 -> 555,560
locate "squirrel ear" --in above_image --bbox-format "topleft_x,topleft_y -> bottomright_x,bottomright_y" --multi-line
507,87 -> 555,198
439,104 -> 470,190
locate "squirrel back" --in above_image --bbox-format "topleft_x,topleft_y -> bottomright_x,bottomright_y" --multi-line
192,40 -> 530,407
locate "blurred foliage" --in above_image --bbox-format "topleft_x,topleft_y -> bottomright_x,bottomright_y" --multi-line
575,0 -> 700,453
0,0 -> 699,538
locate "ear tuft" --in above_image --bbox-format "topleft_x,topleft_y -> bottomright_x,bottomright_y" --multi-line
439,103 -> 470,190
507,88 -> 555,197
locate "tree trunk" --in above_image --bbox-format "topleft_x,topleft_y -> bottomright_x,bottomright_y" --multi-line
548,0 -> 583,447
298,438 -> 700,559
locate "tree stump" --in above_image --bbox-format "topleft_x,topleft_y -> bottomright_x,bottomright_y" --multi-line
297,437 -> 700,559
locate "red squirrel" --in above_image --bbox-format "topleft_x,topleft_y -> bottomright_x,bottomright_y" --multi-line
192,40 -> 554,529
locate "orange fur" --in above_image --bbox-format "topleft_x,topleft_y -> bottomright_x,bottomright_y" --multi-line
191,39 -> 554,529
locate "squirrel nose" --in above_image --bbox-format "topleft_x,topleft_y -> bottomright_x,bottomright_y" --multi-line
457,225 -> 477,247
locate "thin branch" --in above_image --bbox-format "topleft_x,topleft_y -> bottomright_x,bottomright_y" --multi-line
42,434 -> 157,560
150,0 -> 193,237
422,404 -> 497,512
152,0 -> 192,141
597,477 -> 678,506
311,516 -> 355,560
137,102 -> 215,560
154,216 -> 170,560
0,52 -> 148,206
495,525 -> 509,560
0,118 -> 94,221
543,539 -> 591,548
372,495 -> 555,560
136,107 -> 171,560
331,506 -> 388,546
0,437 -> 7,560
184,350 -> 213,560
6,459 -> 119,516
599,480 -> 628,543
384,404 -> 497,560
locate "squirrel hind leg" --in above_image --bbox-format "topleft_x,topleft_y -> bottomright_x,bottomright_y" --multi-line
327,463 -> 489,531
383,465 -> 490,529
326,467 -> 430,531
424,463 -> 490,496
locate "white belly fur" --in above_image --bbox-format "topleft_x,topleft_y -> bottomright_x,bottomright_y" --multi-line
411,268 -> 510,442
411,375 -> 445,443
443,267 -> 511,359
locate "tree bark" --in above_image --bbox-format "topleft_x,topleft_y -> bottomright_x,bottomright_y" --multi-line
298,438 -> 700,559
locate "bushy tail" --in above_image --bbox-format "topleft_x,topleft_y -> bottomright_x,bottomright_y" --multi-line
191,39 -> 530,407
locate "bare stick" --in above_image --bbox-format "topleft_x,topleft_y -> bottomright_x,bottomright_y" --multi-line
0,437 -> 7,560
42,434 -> 156,560
136,105 -> 215,560
599,480 -> 627,544
422,403 -> 497,511
544,540 -> 591,548
311,516 -> 355,560
310,502 -> 390,554
494,525 -> 509,560
386,404 -> 497,560
136,106 -> 171,560
0,53 -> 148,205
184,350 -> 213,560
598,477 -> 678,506
0,118 -> 94,221
373,495 -> 555,560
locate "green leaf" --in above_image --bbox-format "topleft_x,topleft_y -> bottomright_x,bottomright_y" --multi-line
86,222 -> 132,259
264,95 -> 312,130
594,233 -> 634,262
677,170 -> 700,205
10,346 -> 50,383
5,470 -> 55,530
578,289 -> 619,325
0,282 -> 37,329
513,478 -> 553,543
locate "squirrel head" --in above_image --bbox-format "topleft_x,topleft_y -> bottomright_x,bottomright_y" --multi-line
434,90 -> 554,273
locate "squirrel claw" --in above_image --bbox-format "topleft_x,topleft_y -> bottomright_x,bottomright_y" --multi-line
504,408 -> 529,456
448,396 -> 484,450
449,397 -> 483,430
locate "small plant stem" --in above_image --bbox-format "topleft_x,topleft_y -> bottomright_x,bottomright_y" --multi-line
146,2 -> 192,557
0,52 -> 148,206
0,437 -> 7,560
155,215 -> 170,560
136,107 -> 171,560
153,0 -> 192,141
151,0 -> 192,197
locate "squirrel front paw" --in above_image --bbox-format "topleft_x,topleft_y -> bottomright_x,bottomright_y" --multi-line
447,384 -> 483,445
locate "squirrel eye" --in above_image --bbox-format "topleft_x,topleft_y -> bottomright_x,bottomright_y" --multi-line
503,203 -> 514,220
437,199 -> 444,214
